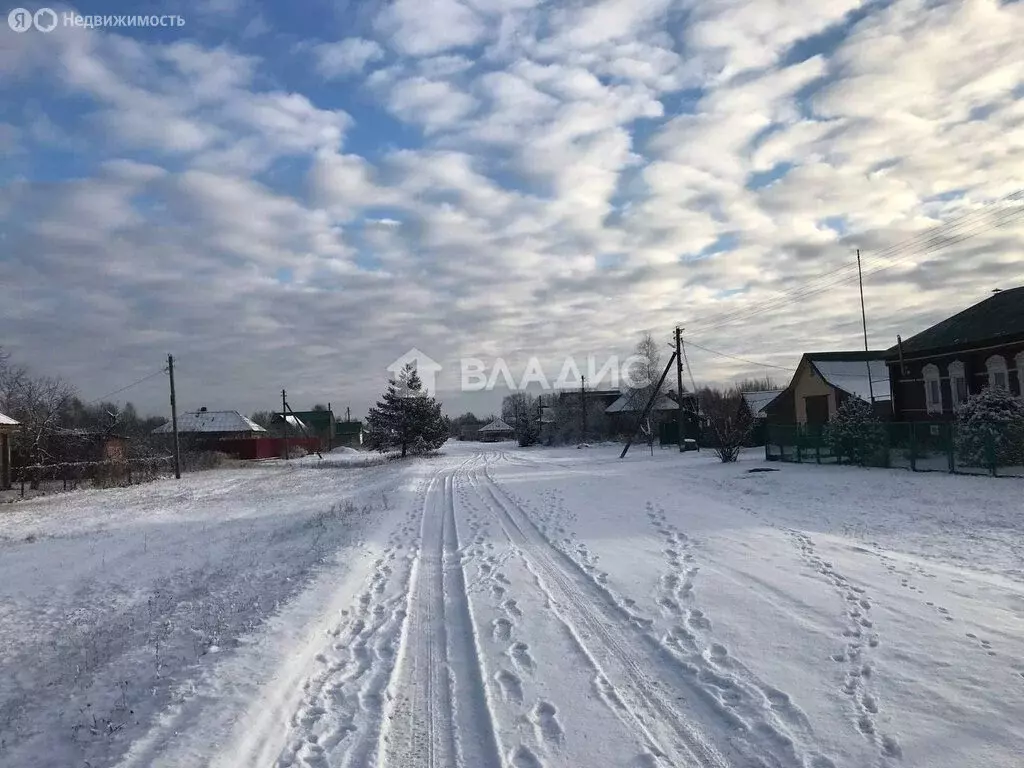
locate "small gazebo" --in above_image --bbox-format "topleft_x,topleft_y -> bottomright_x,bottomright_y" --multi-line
477,418 -> 515,443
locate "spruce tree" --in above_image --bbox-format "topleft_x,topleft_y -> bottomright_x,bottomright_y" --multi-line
365,363 -> 449,457
956,387 -> 1024,468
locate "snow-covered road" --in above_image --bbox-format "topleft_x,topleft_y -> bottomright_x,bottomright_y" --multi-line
2,443 -> 1022,767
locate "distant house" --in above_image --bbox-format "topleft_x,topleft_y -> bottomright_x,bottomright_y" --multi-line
556,388 -> 622,412
766,352 -> 891,427
742,390 -> 783,420
0,410 -> 18,489
604,391 -> 683,416
741,390 -> 783,445
48,429 -> 128,463
886,287 -> 1024,421
271,413 -> 311,435
335,420 -> 363,447
605,390 -> 700,443
286,409 -> 337,448
152,408 -> 266,448
478,418 -> 515,442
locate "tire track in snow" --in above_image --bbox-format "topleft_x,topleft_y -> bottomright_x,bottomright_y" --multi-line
215,476 -> 429,768
457,457 -> 565,768
379,463 -> 502,768
468,463 -> 743,768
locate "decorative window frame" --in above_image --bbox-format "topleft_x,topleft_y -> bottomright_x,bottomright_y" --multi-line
986,355 -> 1009,390
923,363 -> 943,414
948,360 -> 967,409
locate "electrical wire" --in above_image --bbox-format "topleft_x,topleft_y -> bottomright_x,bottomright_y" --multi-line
684,190 -> 1024,337
86,368 -> 166,404
684,340 -> 797,373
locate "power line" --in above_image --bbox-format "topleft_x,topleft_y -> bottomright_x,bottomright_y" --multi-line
686,338 -> 889,379
684,340 -> 797,373
86,368 -> 166,404
684,189 -> 1024,337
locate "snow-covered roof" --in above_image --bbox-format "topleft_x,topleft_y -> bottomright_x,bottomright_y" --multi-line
478,418 -> 514,432
809,358 -> 891,402
275,414 -> 309,431
742,390 -> 783,418
605,393 -> 680,414
152,410 -> 266,434
0,411 -> 18,426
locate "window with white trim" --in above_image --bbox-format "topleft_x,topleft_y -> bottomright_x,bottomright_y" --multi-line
948,360 -> 967,408
923,363 -> 942,414
986,355 -> 1009,390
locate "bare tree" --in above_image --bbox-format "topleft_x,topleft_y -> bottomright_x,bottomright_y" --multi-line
2,369 -> 76,484
700,387 -> 754,463
625,332 -> 668,453
736,376 -> 780,392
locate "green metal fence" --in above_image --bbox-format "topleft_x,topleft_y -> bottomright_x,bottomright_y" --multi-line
766,422 -> 1024,478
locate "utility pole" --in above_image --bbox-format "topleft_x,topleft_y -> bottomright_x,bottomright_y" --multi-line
857,249 -> 876,403
167,354 -> 181,479
282,389 -> 289,460
621,353 -> 677,459
580,375 -> 587,442
675,326 -> 685,452
346,406 -> 351,422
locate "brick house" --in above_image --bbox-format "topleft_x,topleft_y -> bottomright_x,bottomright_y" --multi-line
886,287 -> 1024,422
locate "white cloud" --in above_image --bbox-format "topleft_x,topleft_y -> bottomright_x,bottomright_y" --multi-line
314,38 -> 385,79
384,76 -> 478,133
2,0 -> 1023,418
375,0 -> 487,56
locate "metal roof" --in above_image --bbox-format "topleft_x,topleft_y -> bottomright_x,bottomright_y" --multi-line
808,358 -> 891,402
885,286 -> 1024,356
0,411 -> 18,426
741,390 -> 783,417
478,418 -> 514,432
605,392 -> 686,414
152,410 -> 266,434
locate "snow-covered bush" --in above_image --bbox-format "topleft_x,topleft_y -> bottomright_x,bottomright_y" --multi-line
956,387 -> 1024,468
829,397 -> 886,466
700,387 -> 753,463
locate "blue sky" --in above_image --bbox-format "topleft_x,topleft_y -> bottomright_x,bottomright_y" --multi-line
1,0 -> 1022,418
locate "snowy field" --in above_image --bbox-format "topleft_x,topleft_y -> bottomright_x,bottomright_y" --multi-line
1,442 -> 1022,768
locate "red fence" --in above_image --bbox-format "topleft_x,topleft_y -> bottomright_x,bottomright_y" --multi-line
216,437 -> 322,460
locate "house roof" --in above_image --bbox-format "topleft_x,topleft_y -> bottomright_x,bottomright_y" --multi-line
275,414 -> 309,432
336,420 -> 363,435
290,410 -> 335,430
478,418 -> 514,432
0,411 -> 18,427
152,410 -> 266,434
807,355 -> 891,402
741,390 -> 783,417
605,392 -> 683,414
886,286 -> 1024,356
